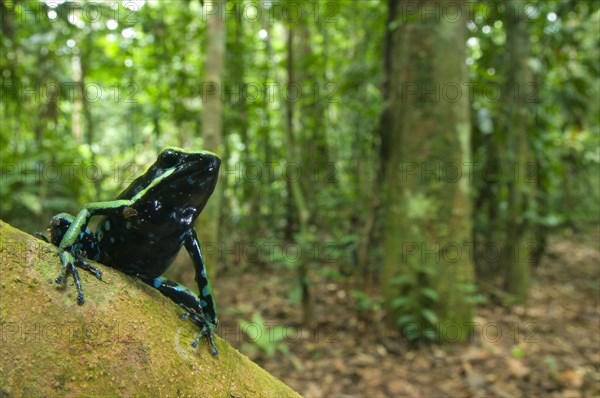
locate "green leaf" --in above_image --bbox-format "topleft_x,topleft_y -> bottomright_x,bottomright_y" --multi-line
419,266 -> 436,276
16,192 -> 43,215
403,323 -> 420,341
423,328 -> 438,341
512,346 -> 525,359
239,320 -> 261,341
251,312 -> 265,325
391,296 -> 411,309
271,326 -> 287,343
420,287 -> 439,301
391,275 -> 413,286
278,344 -> 290,355
421,309 -> 438,325
396,314 -> 415,326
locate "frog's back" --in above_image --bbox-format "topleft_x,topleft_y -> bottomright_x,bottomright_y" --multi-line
95,215 -> 185,278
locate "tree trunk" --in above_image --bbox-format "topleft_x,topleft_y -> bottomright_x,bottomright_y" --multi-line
198,0 -> 227,281
260,15 -> 275,231
381,0 -> 475,341
0,221 -> 300,397
500,0 -> 535,304
355,0 -> 398,294
286,27 -> 313,326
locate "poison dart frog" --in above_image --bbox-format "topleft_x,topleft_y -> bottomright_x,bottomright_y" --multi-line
41,148 -> 221,355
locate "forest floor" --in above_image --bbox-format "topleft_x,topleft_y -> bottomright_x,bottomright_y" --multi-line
216,227 -> 600,398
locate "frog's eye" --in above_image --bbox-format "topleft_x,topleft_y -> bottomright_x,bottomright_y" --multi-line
158,149 -> 179,168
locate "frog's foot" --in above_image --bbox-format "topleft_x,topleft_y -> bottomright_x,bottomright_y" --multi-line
75,256 -> 103,281
140,276 -> 219,356
55,257 -> 85,305
179,305 -> 218,356
55,251 -> 103,305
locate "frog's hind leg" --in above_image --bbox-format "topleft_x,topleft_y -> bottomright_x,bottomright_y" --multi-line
52,200 -> 130,305
50,213 -> 78,285
56,250 -> 85,303
54,254 -> 103,303
32,213 -> 71,248
49,213 -> 75,246
140,276 -> 218,355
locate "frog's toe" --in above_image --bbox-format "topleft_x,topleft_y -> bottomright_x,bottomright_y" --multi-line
179,305 -> 218,356
69,264 -> 85,305
55,255 -> 86,304
75,257 -> 103,280
191,323 -> 218,356
56,251 -> 72,285
55,264 -> 69,285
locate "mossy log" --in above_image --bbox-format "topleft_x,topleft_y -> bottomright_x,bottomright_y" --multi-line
0,221 -> 301,397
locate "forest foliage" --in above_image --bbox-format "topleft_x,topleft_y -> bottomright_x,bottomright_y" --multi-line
1,0 -> 598,343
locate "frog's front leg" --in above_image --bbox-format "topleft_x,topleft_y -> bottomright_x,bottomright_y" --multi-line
139,229 -> 218,355
184,229 -> 218,327
140,276 -> 218,356
55,201 -> 129,304
184,229 -> 218,355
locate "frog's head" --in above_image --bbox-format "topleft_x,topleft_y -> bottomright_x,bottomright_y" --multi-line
120,148 -> 221,217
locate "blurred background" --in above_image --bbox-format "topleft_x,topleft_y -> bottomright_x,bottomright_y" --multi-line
1,0 -> 598,396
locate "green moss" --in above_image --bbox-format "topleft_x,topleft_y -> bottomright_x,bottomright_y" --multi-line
0,221 -> 301,397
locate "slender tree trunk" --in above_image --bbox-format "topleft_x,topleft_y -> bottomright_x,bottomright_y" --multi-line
501,0 -> 534,303
232,16 -> 256,239
355,190 -> 379,294
198,0 -> 226,280
286,27 -> 313,326
297,23 -> 330,227
260,14 -> 274,231
381,0 -> 475,341
532,157 -> 547,267
476,135 -> 502,280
